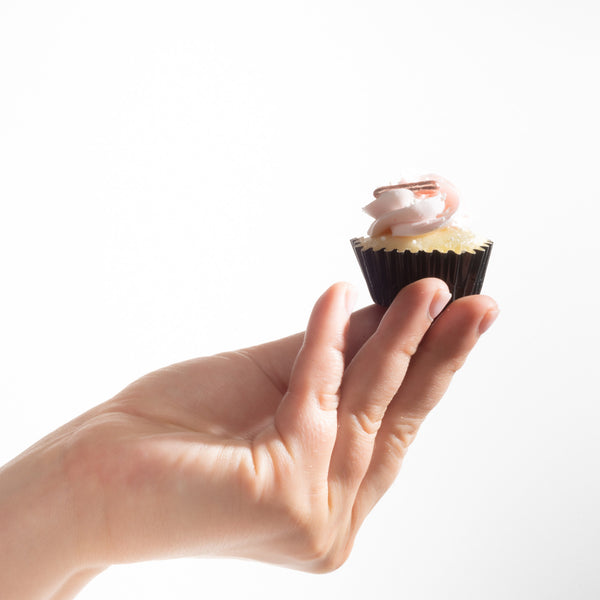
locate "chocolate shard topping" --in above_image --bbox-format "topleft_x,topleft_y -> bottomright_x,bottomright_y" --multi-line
373,179 -> 440,198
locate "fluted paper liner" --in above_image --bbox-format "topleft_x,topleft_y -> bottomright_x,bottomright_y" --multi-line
351,238 -> 493,307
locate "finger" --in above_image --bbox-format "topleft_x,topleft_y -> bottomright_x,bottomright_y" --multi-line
345,304 -> 387,365
353,294 -> 499,522
248,303 -> 386,393
328,278 -> 452,501
274,282 -> 357,461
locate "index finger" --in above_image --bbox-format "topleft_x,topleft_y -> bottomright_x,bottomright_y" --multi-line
273,282 -> 356,462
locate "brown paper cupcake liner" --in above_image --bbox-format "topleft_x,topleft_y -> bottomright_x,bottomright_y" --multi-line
350,238 -> 493,307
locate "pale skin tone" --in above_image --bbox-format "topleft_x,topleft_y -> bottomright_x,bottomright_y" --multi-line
0,278 -> 498,600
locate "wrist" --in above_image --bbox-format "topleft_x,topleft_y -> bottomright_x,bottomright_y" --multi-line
0,437 -> 104,599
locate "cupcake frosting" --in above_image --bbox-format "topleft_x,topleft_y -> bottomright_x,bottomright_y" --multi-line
363,175 -> 459,237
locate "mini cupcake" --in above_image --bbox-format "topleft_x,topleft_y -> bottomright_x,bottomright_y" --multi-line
351,175 -> 492,307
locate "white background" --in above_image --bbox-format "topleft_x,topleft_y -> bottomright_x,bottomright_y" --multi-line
1,0 -> 599,598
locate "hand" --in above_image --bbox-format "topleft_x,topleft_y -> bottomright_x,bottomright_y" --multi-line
0,278 -> 498,599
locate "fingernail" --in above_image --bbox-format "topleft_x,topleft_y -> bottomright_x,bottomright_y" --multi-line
345,284 -> 359,314
429,289 -> 452,320
479,307 -> 500,334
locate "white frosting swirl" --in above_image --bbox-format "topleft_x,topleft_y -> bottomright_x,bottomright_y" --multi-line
363,175 -> 459,237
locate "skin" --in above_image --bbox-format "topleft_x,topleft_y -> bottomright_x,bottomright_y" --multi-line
0,278 -> 498,600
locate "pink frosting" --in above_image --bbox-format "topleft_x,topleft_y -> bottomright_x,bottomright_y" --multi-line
364,175 -> 459,237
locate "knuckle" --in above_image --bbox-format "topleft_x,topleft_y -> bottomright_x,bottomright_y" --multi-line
374,329 -> 421,361
445,355 -> 468,374
385,416 -> 422,457
313,551 -> 346,573
351,409 -> 382,437
316,391 -> 341,412
290,511 -> 332,563
304,535 -> 333,566
419,339 -> 468,375
280,502 -> 344,569
395,334 -> 422,359
311,536 -> 354,573
285,508 -> 356,572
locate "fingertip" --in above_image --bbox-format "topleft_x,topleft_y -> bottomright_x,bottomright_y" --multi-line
321,282 -> 358,316
478,303 -> 500,334
345,283 -> 359,315
303,282 -> 358,358
448,293 -> 498,317
431,293 -> 499,339
479,294 -> 499,313
397,277 -> 450,298
429,288 -> 453,320
385,278 -> 451,323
